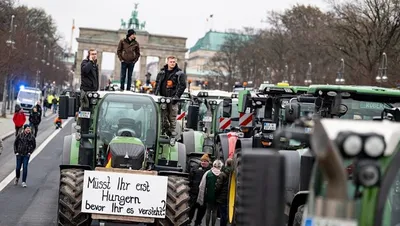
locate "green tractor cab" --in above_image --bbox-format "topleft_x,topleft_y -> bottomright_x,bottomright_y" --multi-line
302,119 -> 400,226
57,91 -> 191,226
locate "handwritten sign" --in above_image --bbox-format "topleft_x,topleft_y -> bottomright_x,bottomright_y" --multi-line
81,170 -> 168,218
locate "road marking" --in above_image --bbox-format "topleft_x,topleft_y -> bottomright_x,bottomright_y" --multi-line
0,117 -> 72,192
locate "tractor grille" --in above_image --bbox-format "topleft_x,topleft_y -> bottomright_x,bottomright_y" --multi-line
109,143 -> 145,170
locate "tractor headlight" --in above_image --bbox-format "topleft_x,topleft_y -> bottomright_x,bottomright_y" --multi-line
170,137 -> 176,146
256,101 -> 262,105
90,98 -> 98,105
166,98 -> 171,103
364,135 -> 385,158
88,93 -> 93,98
161,103 -> 167,110
93,93 -> 99,98
160,98 -> 166,103
342,135 -> 363,157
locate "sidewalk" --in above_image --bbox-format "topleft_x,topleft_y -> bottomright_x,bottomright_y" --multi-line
0,113 -> 17,140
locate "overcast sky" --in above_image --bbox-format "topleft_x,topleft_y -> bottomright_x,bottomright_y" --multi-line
18,0 -> 328,70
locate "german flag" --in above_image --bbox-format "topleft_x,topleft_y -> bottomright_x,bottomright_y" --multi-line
105,150 -> 112,168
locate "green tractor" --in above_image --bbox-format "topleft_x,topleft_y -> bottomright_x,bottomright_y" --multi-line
57,91 -> 192,226
275,85 -> 400,226
227,85 -> 315,225
230,117 -> 400,226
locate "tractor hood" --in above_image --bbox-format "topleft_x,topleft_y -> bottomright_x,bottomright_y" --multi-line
107,136 -> 145,169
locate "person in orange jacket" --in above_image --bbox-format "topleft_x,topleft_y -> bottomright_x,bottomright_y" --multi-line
54,117 -> 62,129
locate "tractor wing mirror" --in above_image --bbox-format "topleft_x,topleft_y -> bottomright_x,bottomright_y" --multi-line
222,99 -> 232,117
285,103 -> 300,123
59,95 -> 77,119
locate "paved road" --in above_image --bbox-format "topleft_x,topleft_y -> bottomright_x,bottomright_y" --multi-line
0,118 -> 219,226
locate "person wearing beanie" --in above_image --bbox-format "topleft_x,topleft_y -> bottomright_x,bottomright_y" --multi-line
117,29 -> 141,91
13,124 -> 36,187
188,153 -> 211,226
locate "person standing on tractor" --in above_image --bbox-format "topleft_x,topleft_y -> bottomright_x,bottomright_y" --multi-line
215,159 -> 233,226
154,56 -> 187,137
29,107 -> 41,137
80,48 -> 100,111
13,106 -> 26,136
197,160 -> 224,226
14,124 -> 36,188
117,29 -> 141,91
189,153 -> 211,226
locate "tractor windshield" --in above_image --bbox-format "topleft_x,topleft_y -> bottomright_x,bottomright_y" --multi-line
339,99 -> 392,120
96,94 -> 157,148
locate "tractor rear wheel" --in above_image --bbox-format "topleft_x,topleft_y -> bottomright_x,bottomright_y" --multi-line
158,176 -> 190,226
186,155 -> 202,173
57,168 -> 91,226
228,149 -> 242,226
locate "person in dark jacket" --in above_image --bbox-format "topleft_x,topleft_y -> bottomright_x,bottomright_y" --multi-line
81,48 -> 99,92
29,107 -> 41,137
14,124 -> 36,187
35,101 -> 42,117
154,56 -> 187,136
189,153 -> 211,226
215,159 -> 233,226
117,29 -> 141,91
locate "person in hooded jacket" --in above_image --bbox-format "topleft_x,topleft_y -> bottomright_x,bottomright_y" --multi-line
215,158 -> 233,226
197,160 -> 224,226
29,107 -> 41,137
154,56 -> 186,137
188,153 -> 211,226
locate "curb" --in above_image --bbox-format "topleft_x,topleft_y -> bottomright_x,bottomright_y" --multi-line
0,131 -> 14,141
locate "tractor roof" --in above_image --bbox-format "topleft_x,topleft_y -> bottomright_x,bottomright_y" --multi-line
307,85 -> 400,102
96,91 -> 160,102
192,90 -> 232,98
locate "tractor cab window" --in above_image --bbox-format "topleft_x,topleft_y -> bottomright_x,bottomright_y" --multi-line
339,99 -> 391,120
378,167 -> 400,226
97,95 -> 157,149
216,99 -> 239,129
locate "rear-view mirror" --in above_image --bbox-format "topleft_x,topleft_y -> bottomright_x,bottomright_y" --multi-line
285,103 -> 300,123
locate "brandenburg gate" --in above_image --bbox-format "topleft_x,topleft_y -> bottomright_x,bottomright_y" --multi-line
74,4 -> 187,87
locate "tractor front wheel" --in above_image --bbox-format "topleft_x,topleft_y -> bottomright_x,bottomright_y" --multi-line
158,176 -> 190,226
57,168 -> 91,226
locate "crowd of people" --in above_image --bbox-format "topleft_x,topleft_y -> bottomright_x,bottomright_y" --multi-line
189,154 -> 232,226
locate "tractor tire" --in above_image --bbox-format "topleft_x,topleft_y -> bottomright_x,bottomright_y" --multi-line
57,168 -> 91,226
228,149 -> 242,226
186,155 -> 202,173
158,176 -> 190,226
293,205 -> 304,226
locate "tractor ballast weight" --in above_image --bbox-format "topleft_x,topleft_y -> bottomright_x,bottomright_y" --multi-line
235,148 -> 286,226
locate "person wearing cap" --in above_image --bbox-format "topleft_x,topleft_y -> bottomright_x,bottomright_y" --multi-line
13,124 -> 36,188
117,29 -> 141,91
188,153 -> 211,226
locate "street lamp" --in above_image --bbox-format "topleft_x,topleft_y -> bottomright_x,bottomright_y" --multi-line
265,67 -> 271,84
304,62 -> 312,85
282,64 -> 289,83
335,58 -> 345,84
42,45 -> 47,64
376,52 -> 388,83
47,50 -> 51,66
